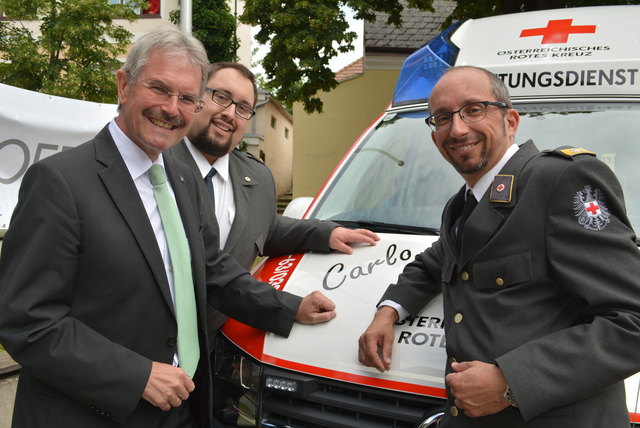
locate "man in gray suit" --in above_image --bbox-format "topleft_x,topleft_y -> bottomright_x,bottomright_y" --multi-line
170,62 -> 379,333
358,66 -> 640,427
0,27 -> 335,428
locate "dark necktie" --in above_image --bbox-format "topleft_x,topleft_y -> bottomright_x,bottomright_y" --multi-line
454,189 -> 477,252
203,167 -> 217,210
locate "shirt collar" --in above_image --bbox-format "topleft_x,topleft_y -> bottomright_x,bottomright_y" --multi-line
184,137 -> 230,183
109,119 -> 164,180
469,143 -> 519,201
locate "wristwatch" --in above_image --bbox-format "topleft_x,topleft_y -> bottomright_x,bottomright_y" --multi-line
503,385 -> 519,408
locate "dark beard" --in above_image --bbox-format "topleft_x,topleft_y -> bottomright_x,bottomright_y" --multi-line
189,124 -> 233,158
451,150 -> 489,175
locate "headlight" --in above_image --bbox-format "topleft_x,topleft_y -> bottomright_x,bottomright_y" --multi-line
213,335 -> 263,427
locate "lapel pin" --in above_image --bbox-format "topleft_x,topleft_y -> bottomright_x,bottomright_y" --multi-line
244,176 -> 252,182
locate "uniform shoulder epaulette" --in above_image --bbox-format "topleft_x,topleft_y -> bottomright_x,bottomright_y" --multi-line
237,149 -> 265,164
542,146 -> 596,160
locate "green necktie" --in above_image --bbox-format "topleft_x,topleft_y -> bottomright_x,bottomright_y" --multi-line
148,164 -> 199,378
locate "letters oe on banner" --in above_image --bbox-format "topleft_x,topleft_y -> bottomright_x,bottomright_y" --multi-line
0,84 -> 117,230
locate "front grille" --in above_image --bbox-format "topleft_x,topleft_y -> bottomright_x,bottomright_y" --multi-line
260,366 -> 445,428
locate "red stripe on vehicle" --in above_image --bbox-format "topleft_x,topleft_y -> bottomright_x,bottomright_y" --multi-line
261,353 -> 447,398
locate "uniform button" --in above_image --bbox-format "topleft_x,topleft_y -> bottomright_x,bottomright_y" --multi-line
166,337 -> 177,347
448,357 -> 457,365
461,271 -> 470,281
454,313 -> 463,324
450,406 -> 459,417
496,277 -> 504,286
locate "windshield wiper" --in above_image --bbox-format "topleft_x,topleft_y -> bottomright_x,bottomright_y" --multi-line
336,220 -> 440,236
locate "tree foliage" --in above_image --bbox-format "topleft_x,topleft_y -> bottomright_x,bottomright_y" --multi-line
443,0 -> 640,28
169,0 -> 239,62
241,0 -> 435,114
0,0 -> 143,103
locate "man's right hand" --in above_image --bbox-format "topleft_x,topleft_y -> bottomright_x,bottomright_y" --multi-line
358,306 -> 398,372
142,361 -> 195,411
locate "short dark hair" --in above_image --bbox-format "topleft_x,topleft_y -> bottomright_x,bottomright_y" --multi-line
208,62 -> 258,107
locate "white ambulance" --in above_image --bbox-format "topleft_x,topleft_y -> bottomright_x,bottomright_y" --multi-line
212,5 -> 640,427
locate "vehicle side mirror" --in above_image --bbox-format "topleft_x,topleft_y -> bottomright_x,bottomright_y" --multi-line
282,197 -> 313,219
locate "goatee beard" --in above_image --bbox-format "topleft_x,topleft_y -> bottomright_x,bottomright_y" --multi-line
451,150 -> 488,175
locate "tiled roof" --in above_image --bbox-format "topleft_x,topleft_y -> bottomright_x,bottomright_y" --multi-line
364,0 -> 457,53
335,57 -> 364,82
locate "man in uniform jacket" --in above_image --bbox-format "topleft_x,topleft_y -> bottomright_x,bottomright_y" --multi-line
358,66 -> 640,427
0,27 -> 335,428
169,62 -> 379,334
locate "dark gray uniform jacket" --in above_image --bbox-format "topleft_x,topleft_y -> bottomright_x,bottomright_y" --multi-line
169,140 -> 338,334
381,140 -> 640,427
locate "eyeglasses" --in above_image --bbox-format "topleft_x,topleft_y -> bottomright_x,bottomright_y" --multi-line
426,101 -> 509,132
136,80 -> 205,114
206,88 -> 255,120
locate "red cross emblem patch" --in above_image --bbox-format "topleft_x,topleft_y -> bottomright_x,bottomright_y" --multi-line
573,185 -> 610,231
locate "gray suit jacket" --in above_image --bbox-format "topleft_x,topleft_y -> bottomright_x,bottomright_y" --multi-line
169,141 -> 337,333
381,141 -> 640,427
0,126 -> 302,428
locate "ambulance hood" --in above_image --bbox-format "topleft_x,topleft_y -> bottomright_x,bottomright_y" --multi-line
221,233 -> 447,398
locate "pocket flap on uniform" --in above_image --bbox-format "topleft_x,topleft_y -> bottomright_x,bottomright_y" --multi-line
472,251 -> 532,289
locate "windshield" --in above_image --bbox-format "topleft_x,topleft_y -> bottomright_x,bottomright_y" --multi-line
310,102 -> 640,235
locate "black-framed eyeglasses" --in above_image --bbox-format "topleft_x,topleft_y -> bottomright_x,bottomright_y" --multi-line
136,80 -> 205,113
426,101 -> 509,132
206,88 -> 255,120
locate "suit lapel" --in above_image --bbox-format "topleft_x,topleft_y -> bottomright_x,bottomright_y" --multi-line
224,152 -> 258,253
460,140 -> 540,265
94,127 -> 175,312
443,187 -> 465,261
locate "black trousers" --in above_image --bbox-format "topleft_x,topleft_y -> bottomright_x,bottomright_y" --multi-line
158,400 -> 197,428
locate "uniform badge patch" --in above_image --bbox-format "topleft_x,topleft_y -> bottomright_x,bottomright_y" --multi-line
573,185 -> 610,231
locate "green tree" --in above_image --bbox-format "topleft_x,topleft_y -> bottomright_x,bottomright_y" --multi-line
241,0 -> 435,114
443,0 -> 639,28
0,0 -> 144,103
170,0 -> 239,62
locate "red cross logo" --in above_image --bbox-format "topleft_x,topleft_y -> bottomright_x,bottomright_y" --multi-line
520,19 -> 596,44
585,201 -> 600,216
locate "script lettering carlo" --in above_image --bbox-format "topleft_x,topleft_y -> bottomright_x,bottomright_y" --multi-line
0,139 -> 72,184
322,244 -> 412,290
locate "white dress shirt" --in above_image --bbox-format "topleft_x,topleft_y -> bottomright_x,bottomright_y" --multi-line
109,119 -> 183,366
184,138 -> 236,249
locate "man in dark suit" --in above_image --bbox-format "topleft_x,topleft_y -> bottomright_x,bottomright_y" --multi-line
358,66 -> 640,427
0,27 -> 335,428
169,62 -> 379,334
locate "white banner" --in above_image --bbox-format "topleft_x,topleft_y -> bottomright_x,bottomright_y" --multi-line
0,83 -> 117,230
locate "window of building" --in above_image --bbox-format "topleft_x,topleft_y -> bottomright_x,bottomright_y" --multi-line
108,0 -> 160,16
271,116 -> 277,129
285,127 -> 289,139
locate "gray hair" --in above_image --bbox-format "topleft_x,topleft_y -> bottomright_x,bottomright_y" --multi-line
430,66 -> 513,110
121,25 -> 209,96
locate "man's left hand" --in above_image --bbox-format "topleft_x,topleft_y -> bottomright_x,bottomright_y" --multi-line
445,361 -> 512,417
329,227 -> 380,254
295,290 -> 337,324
